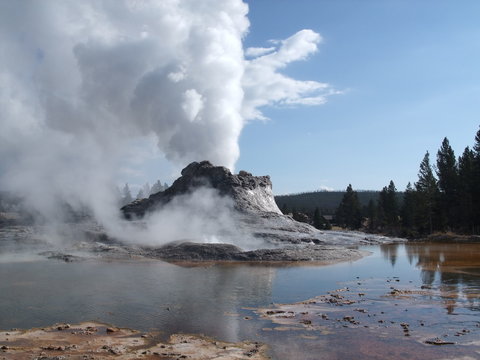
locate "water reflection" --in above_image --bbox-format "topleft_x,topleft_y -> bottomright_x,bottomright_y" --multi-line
379,243 -> 399,267
2,243 -> 480,348
380,242 -> 480,314
0,260 -> 276,342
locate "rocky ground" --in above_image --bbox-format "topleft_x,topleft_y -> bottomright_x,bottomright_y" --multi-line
0,322 -> 268,360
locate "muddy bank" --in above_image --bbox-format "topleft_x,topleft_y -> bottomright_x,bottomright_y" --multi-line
0,322 -> 268,360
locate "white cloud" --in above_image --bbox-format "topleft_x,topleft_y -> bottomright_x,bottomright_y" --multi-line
242,29 -> 338,120
319,186 -> 334,192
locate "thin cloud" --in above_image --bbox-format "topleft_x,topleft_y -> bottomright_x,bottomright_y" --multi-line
245,46 -> 276,57
243,29 -> 338,120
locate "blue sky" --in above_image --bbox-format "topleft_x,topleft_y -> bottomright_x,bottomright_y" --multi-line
237,0 -> 480,194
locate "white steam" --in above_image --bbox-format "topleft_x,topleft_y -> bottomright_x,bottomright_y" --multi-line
0,0 -> 336,246
107,187 -> 259,250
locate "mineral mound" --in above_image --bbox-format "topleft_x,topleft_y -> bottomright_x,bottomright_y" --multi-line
121,161 -> 323,245
121,160 -> 281,218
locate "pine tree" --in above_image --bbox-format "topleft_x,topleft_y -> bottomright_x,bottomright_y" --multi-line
458,147 -> 475,232
400,182 -> 417,235
436,137 -> 459,230
151,180 -> 164,194
136,189 -> 144,199
377,186 -> 387,228
142,182 -> 151,197
335,184 -> 362,229
121,183 -> 133,206
377,180 -> 398,230
415,152 -> 440,234
472,127 -> 480,233
292,207 -> 298,221
474,126 -> 480,154
366,199 -> 377,232
313,207 -> 323,229
386,181 -> 399,225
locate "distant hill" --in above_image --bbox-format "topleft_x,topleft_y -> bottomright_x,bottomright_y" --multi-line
274,190 -> 381,215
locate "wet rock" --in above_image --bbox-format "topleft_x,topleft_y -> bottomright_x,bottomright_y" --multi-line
56,324 -> 71,331
148,242 -> 243,261
266,311 -> 285,315
354,308 -> 368,313
147,241 -> 369,262
40,252 -> 83,263
425,338 -> 455,345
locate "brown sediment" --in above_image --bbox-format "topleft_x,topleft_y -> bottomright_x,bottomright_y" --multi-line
0,322 -> 268,359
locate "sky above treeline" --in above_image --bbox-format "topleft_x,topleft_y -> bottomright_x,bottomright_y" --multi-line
238,0 -> 480,194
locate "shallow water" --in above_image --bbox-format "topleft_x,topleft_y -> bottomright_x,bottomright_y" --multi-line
1,242 -> 479,359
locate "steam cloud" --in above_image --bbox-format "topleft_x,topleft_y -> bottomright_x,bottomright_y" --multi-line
0,0 -> 335,245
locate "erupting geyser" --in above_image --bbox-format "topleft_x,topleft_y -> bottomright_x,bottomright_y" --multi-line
0,0 -> 335,233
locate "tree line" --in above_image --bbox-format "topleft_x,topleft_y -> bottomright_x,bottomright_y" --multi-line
336,126 -> 480,237
280,204 -> 333,230
118,180 -> 169,207
276,190 -> 379,215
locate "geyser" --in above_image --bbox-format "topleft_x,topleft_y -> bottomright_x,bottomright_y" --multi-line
121,161 -> 326,247
0,0 -> 335,239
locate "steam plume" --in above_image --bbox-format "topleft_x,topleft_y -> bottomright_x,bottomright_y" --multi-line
0,0 -> 335,243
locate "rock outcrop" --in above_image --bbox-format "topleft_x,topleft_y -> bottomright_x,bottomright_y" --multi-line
122,160 -> 281,218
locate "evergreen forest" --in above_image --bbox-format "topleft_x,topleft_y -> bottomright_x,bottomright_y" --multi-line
276,126 -> 480,238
